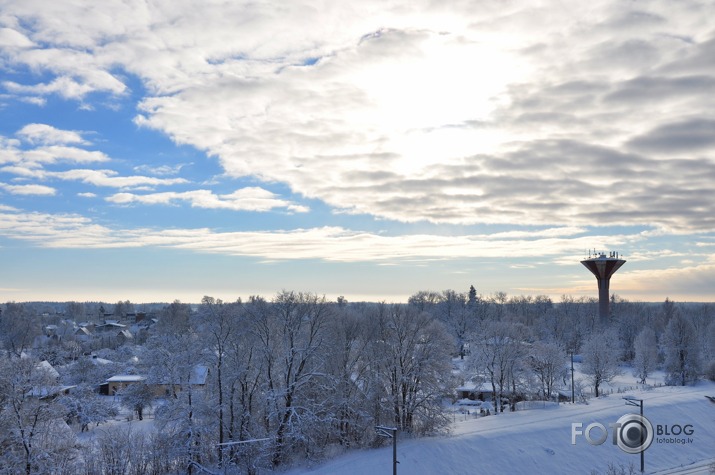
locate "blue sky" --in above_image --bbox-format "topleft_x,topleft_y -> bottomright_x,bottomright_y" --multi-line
1,0 -> 714,303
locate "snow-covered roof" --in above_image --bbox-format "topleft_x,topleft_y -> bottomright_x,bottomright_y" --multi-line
156,365 -> 209,386
27,385 -> 77,398
190,365 -> 209,385
456,381 -> 492,393
106,375 -> 146,383
97,322 -> 126,329
36,360 -> 60,379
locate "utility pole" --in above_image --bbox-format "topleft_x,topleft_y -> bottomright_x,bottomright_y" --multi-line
570,351 -> 575,404
375,426 -> 398,475
623,397 -> 647,473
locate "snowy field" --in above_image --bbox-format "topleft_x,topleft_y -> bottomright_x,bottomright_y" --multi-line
284,368 -> 715,475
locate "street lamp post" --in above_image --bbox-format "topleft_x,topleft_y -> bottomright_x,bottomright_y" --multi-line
623,396 -> 645,473
375,425 -> 398,475
570,351 -> 575,404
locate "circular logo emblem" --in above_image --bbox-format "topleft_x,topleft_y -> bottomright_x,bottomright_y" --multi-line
616,413 -> 653,454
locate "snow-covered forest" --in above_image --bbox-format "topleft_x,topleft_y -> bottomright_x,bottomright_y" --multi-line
1,290 -> 714,474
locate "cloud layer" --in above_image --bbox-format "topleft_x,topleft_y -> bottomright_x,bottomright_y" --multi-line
1,0 -> 714,300
2,1 -> 714,230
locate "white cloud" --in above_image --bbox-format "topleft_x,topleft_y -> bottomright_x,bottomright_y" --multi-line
133,163 -> 186,176
0,135 -> 109,167
22,146 -> 110,166
1,131 -> 185,192
107,187 -> 309,213
4,77 -> 101,101
50,169 -> 187,189
0,27 -> 34,48
0,182 -> 56,195
0,207 -> 642,263
17,123 -> 87,145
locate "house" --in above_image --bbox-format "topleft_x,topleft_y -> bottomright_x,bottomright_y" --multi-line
106,375 -> 147,395
116,329 -> 133,345
36,360 -> 60,381
27,385 -> 77,400
75,326 -> 93,341
95,320 -> 127,332
456,381 -> 494,401
28,361 -> 75,400
105,365 -> 209,397
153,365 -> 209,396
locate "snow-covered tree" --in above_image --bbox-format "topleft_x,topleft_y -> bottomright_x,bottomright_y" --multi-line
0,302 -> 40,358
407,290 -> 441,313
662,312 -> 700,386
249,291 -> 333,466
111,300 -> 134,320
65,301 -> 85,320
324,306 -> 372,447
59,384 -> 118,432
155,300 -> 192,335
469,320 -> 530,413
0,357 -> 76,475
581,330 -> 621,397
632,327 -> 658,384
437,290 -> 471,359
119,382 -> 154,421
372,304 -> 453,432
528,341 -> 567,400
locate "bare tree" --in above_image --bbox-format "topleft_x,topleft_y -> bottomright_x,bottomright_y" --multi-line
437,290 -> 471,359
581,330 -> 621,397
324,306 -> 372,447
112,300 -> 133,320
0,357 -> 75,475
0,302 -> 40,358
60,384 -> 118,432
407,290 -> 441,313
373,304 -> 453,433
662,312 -> 700,386
256,291 -> 332,467
65,301 -> 86,321
529,341 -> 567,400
469,320 -> 530,413
119,382 -> 154,421
155,300 -> 191,335
632,327 -> 657,385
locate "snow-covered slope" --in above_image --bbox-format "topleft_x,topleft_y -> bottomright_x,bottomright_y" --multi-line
287,374 -> 715,475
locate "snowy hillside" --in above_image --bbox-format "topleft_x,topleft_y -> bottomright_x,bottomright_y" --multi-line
285,371 -> 715,475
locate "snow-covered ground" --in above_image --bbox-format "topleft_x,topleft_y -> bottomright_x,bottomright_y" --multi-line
285,368 -> 715,475
75,368 -> 715,474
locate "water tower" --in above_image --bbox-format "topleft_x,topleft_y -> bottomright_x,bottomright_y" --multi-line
581,250 -> 626,323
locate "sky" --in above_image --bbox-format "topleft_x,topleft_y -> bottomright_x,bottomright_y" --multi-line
1,0 -> 714,304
